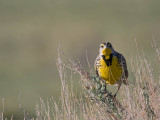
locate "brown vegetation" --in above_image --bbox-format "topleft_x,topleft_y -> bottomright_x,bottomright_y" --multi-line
32,41 -> 159,120
1,41 -> 160,120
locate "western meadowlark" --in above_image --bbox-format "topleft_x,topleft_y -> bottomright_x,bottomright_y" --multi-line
94,42 -> 128,97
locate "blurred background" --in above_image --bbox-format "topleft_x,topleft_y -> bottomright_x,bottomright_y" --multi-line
0,0 -> 160,119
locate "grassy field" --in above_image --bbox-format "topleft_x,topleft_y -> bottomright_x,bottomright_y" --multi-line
0,0 -> 160,119
1,43 -> 159,120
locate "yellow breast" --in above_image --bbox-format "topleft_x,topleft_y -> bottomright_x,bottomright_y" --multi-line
98,56 -> 122,85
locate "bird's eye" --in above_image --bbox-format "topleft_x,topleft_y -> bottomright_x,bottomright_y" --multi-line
100,44 -> 104,48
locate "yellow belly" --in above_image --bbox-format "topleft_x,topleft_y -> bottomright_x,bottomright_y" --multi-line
98,57 -> 122,85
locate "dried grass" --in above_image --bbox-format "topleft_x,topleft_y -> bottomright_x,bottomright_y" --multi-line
1,40 -> 160,120
32,40 -> 160,120
33,41 -> 160,120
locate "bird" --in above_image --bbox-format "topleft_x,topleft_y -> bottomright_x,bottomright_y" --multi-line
94,42 -> 128,97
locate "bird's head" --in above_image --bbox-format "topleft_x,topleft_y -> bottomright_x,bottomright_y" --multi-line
99,42 -> 114,56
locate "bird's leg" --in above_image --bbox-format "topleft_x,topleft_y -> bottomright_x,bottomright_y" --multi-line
114,83 -> 122,98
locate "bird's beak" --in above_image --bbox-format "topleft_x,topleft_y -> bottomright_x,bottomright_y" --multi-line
102,48 -> 112,56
